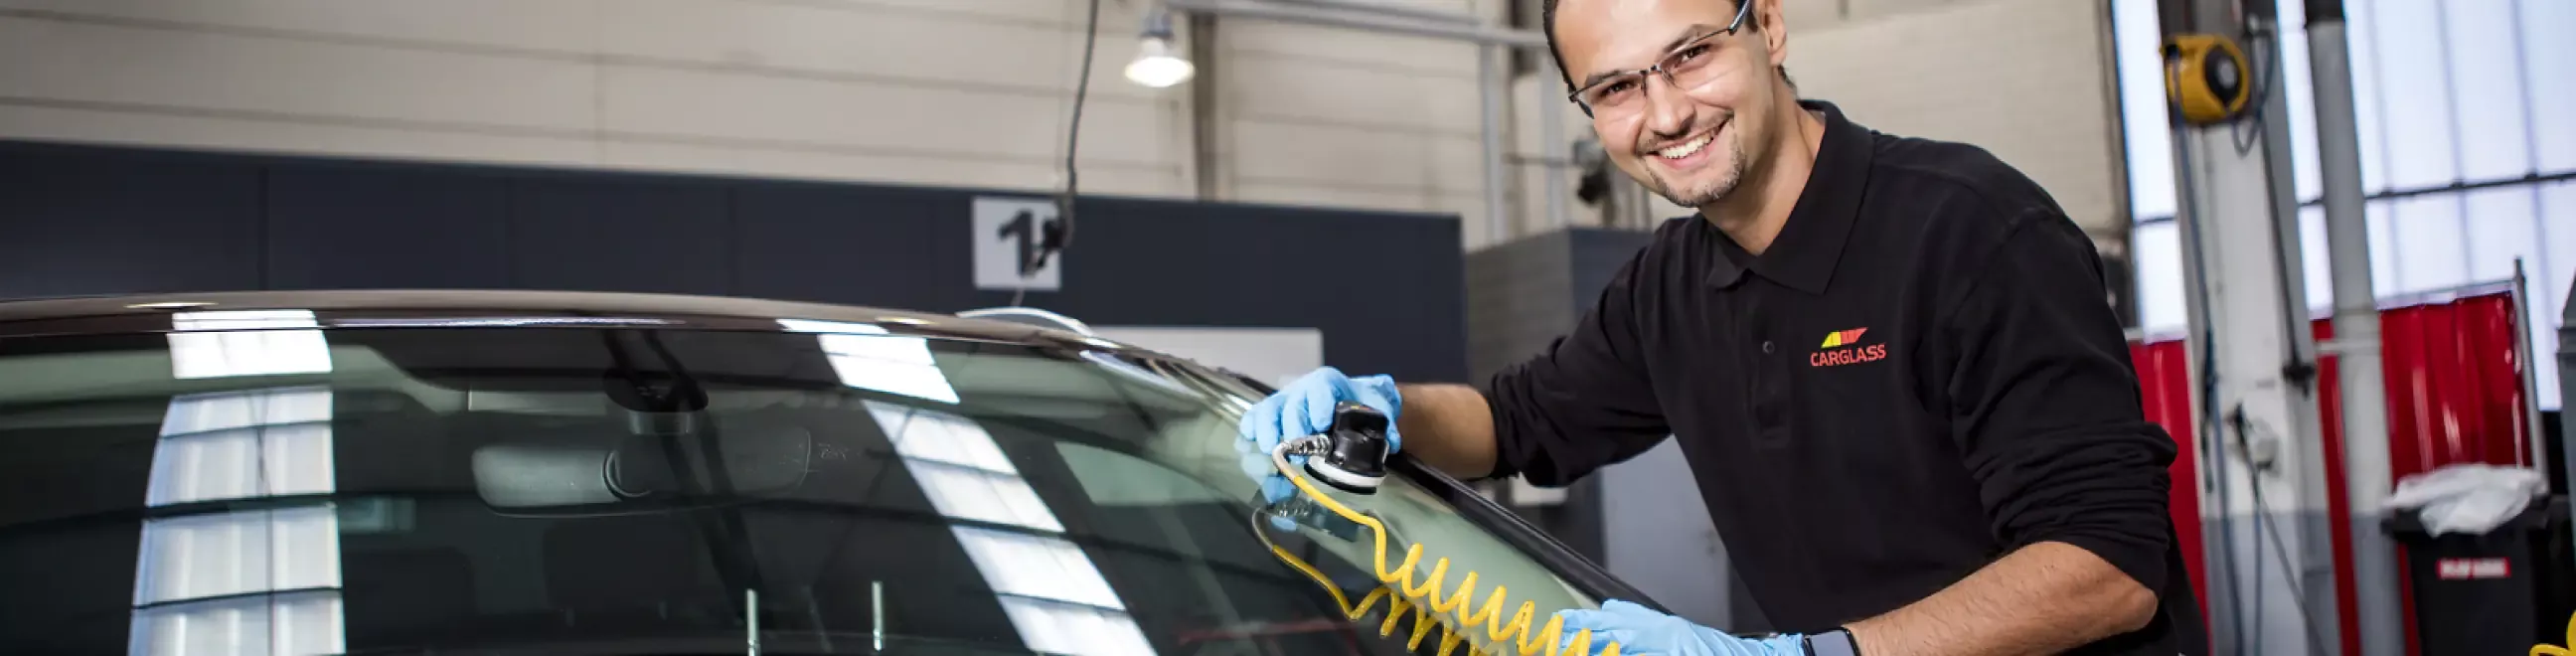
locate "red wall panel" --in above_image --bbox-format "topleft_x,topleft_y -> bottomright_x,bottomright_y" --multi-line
2463,294 -> 2533,466
2133,289 -> 2531,654
2130,340 -> 2207,622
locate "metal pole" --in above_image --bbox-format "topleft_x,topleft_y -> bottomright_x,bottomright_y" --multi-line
2243,10 -> 2343,651
2168,89 -> 2240,655
1479,43 -> 1510,246
1538,71 -> 1569,231
1164,0 -> 1545,48
2308,1 -> 2401,654
2559,268 -> 2576,578
2514,258 -> 2547,470
2168,0 -> 2340,651
1189,11 -> 1221,201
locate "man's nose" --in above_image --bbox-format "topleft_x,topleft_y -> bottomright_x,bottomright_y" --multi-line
1641,74 -> 1694,138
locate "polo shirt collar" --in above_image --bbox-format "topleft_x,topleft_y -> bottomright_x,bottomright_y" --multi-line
1701,99 -> 1873,294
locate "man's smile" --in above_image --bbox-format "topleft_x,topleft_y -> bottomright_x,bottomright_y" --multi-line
1657,132 -> 1712,160
1646,120 -> 1727,172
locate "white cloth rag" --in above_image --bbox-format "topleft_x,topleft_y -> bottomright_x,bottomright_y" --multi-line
2384,463 -> 2544,537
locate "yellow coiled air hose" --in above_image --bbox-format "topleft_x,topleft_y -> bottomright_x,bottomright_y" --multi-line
1253,437 -> 1624,656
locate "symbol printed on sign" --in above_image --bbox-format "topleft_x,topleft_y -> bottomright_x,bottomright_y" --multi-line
972,197 -> 1064,291
998,209 -> 1044,276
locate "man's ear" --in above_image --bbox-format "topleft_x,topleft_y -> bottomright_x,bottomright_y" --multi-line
1756,0 -> 1789,69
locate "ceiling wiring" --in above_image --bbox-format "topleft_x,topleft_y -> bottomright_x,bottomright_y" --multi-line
1015,0 -> 1104,309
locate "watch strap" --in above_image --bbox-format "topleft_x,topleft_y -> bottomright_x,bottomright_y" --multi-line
1804,628 -> 1860,656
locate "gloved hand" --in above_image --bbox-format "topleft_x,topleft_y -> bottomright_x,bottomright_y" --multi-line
1552,599 -> 1808,656
1235,367 -> 1403,504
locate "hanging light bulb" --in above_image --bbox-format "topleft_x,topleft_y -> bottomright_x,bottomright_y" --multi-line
1124,5 -> 1195,88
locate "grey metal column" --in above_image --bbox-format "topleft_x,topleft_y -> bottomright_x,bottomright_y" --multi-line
1190,11 -> 1222,201
2165,0 -> 2343,652
1539,73 -> 1570,230
2245,9 -> 2343,650
2307,1 -> 2400,653
2561,281 -> 2576,576
2515,260 -> 2549,478
1479,43 -> 1511,245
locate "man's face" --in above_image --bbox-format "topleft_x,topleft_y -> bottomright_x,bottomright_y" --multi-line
1556,0 -> 1780,208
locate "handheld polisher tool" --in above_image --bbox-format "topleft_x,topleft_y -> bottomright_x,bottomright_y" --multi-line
1297,402 -> 1391,494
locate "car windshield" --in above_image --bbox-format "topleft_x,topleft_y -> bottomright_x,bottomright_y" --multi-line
0,315 -> 1603,655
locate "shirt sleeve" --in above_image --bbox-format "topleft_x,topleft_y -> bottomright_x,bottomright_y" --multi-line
1942,213 -> 2178,593
1480,240 -> 1673,486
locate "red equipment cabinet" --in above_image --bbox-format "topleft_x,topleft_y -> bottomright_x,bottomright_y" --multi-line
2130,284 -> 2538,654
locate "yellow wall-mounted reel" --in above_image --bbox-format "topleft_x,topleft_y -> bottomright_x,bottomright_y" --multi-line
2163,34 -> 2253,125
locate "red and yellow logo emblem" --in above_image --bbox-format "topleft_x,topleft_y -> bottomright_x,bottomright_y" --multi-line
1811,327 -> 1887,367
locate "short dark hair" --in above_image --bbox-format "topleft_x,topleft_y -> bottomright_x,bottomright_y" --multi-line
1541,0 -> 1793,94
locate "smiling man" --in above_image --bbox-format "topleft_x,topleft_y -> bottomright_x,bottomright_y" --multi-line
1236,0 -> 2206,654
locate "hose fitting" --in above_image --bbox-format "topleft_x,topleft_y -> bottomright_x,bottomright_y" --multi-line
1301,402 -> 1391,494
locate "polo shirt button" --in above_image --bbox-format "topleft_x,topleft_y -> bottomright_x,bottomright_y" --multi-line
1761,340 -> 1775,354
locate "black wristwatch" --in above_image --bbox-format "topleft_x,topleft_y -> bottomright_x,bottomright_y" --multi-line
1804,628 -> 1860,656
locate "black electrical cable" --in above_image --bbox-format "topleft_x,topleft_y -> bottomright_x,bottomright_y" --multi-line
2176,161 -> 2248,654
1056,0 -> 1099,261
2228,407 -> 2334,655
2205,318 -> 2251,656
2174,17 -> 2324,652
2230,20 -> 2284,157
1015,0 -> 1103,309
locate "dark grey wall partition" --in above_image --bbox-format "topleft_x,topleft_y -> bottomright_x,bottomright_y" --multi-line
0,140 -> 1468,383
1463,226 -> 1666,383
1464,225 -> 1771,632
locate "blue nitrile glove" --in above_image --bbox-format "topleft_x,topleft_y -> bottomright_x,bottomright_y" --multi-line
1552,599 -> 1808,656
1234,367 -> 1403,506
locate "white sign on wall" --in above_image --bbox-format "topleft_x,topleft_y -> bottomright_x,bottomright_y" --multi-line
971,196 -> 1062,291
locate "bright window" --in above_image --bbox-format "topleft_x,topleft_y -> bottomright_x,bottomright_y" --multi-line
2113,0 -> 2576,408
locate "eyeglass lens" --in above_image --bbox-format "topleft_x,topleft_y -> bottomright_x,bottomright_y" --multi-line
1576,38 -> 1726,114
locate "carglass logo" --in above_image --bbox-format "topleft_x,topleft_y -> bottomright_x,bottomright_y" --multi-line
1811,327 -> 1887,367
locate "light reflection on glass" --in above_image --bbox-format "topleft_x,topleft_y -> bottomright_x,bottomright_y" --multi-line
132,506 -> 341,604
127,589 -> 344,656
1076,351 -> 1200,399
328,316 -> 676,328
149,388 -> 335,506
950,526 -> 1122,608
996,596 -> 1158,656
779,319 -> 960,404
868,403 -> 1155,656
131,387 -> 345,656
907,463 -> 1065,532
167,310 -> 332,380
869,404 -> 1016,472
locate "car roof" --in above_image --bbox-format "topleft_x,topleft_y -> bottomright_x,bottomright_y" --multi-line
0,289 -> 1095,348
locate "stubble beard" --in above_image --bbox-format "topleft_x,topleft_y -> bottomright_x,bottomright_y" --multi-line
1645,132 -> 1749,209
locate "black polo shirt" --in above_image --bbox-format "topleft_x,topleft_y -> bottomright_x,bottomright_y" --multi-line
1483,101 -> 2205,655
